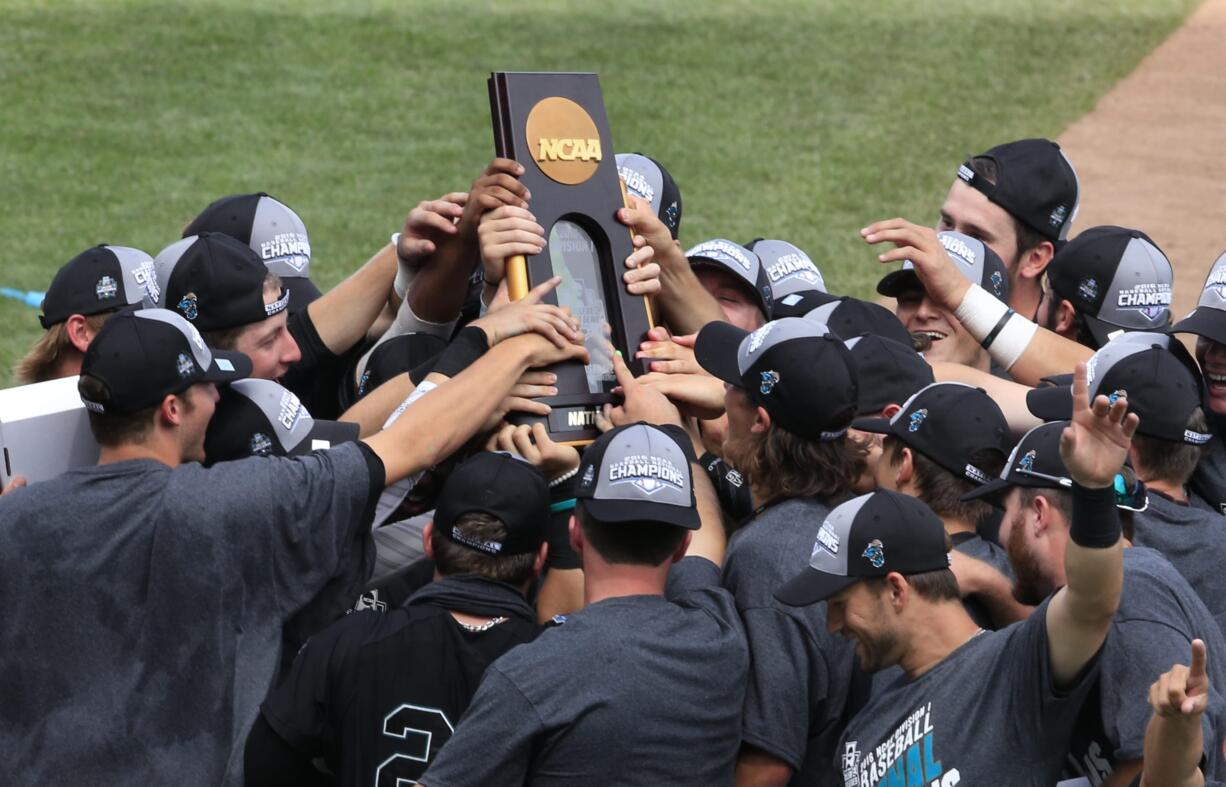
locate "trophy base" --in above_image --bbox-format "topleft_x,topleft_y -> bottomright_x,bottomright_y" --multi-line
506,392 -> 616,446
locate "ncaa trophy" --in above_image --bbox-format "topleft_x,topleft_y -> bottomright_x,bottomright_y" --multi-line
489,72 -> 654,444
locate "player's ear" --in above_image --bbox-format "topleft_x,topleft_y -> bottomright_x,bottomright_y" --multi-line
751,406 -> 772,434
160,393 -> 185,428
1055,299 -> 1077,334
1018,241 -> 1055,281
670,532 -> 693,564
422,521 -> 435,560
64,314 -> 93,353
896,447 -> 915,485
568,515 -> 584,557
881,403 -> 902,420
534,542 -> 549,576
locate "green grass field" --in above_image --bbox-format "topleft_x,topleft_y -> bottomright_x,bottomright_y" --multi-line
0,0 -> 1199,386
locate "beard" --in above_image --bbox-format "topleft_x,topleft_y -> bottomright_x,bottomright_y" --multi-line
1005,510 -> 1054,605
852,626 -> 903,673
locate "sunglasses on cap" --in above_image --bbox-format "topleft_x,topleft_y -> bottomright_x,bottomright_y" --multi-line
1012,465 -> 1148,513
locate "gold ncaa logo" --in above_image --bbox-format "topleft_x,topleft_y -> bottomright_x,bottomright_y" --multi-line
525,97 -> 602,185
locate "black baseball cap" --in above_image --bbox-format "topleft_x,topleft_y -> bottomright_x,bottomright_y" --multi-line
1047,226 -> 1173,347
203,378 -> 359,464
800,296 -> 913,347
184,192 -> 320,311
1171,250 -> 1226,346
154,232 -> 290,332
356,333 -> 449,399
616,153 -> 683,239
775,490 -> 951,606
695,318 -> 859,441
767,289 -> 840,319
575,422 -> 699,529
434,452 -> 549,556
40,245 -> 154,328
877,231 -> 1009,304
956,138 -> 1080,243
746,238 -> 828,304
843,335 -> 934,416
686,238 -> 773,318
962,421 -> 1149,512
853,382 -> 1010,485
79,308 -> 251,414
1026,333 -> 1212,445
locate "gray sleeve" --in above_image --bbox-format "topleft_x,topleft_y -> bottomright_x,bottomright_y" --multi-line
1100,619 -> 1206,761
189,443 -> 376,618
1006,599 -> 1102,733
421,666 -> 541,787
738,606 -> 823,769
666,556 -> 721,598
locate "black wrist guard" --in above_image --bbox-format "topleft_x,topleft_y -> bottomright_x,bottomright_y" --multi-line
430,326 -> 490,379
1070,482 -> 1121,548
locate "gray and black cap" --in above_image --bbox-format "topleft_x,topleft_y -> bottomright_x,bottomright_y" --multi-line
1172,250 -> 1226,346
40,245 -> 154,328
203,378 -> 359,464
775,490 -> 950,606
436,451 -> 549,556
153,232 -> 291,331
184,192 -> 320,311
79,308 -> 251,414
616,153 -> 682,240
745,238 -> 828,305
801,296 -> 913,347
686,238 -> 772,317
852,382 -> 1010,485
1026,333 -> 1211,446
695,317 -> 859,442
877,231 -> 1009,304
1047,225 -> 1173,347
575,422 -> 699,529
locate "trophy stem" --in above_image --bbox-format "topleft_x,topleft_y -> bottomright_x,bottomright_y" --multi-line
506,255 -> 530,301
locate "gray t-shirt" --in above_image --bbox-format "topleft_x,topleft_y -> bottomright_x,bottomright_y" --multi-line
721,497 -> 861,786
421,556 -> 748,786
1132,490 -> 1226,634
1066,547 -> 1226,783
0,443 -> 379,786
838,599 -> 1099,787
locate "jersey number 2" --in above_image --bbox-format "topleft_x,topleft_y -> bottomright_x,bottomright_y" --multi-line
373,704 -> 455,787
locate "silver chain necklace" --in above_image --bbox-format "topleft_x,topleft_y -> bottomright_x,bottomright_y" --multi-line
457,616 -> 508,633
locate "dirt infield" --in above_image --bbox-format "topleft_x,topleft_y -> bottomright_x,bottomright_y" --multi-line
1056,0 -> 1226,320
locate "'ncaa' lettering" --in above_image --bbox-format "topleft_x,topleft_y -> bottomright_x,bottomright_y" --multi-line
538,138 -> 602,162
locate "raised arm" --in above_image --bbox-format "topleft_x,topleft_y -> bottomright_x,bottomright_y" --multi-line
306,243 -> 398,355
1141,639 -> 1210,787
930,362 -> 1041,436
862,218 -> 1093,385
1045,361 -> 1132,686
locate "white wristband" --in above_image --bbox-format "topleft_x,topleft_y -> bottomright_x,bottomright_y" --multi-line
953,284 -> 1009,341
952,284 -> 1037,370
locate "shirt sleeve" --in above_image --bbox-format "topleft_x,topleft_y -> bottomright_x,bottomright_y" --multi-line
420,666 -> 541,787
738,605 -> 824,769
186,442 -> 379,619
1007,598 -> 1102,735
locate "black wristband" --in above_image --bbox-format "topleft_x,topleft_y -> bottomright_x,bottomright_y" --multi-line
980,308 -> 1016,350
657,423 -> 699,465
430,326 -> 490,379
1069,482 -> 1121,548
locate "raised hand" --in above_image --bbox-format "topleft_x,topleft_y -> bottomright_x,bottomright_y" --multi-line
478,205 -> 545,286
1150,639 -> 1210,718
494,422 -> 580,483
472,276 -> 579,348
462,158 -> 531,225
397,193 -> 468,266
635,327 -> 703,375
635,372 -> 725,420
861,218 -> 971,311
622,236 -> 659,296
1059,362 -> 1139,488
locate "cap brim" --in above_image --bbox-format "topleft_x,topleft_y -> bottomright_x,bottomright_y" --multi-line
960,477 -> 1011,503
849,416 -> 892,434
694,321 -> 749,386
876,269 -> 921,298
774,567 -> 861,607
582,497 -> 701,530
1025,385 -> 1072,421
289,419 -> 361,456
770,290 -> 839,320
201,350 -> 252,384
1172,308 -> 1226,347
282,276 -> 322,313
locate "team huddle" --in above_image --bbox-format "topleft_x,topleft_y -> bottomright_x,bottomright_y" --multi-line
3,139 -> 1225,786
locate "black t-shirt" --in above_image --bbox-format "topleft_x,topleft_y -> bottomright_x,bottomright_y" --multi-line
282,308 -> 354,420
700,452 -> 753,524
256,575 -> 542,787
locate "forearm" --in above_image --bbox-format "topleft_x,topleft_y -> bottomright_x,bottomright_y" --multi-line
339,373 -> 415,437
406,227 -> 480,323
687,445 -> 727,567
930,362 -> 1041,436
308,244 -> 398,354
655,244 -> 724,334
1141,715 -> 1205,787
1007,329 -> 1094,387
735,745 -> 793,787
363,338 -> 531,483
